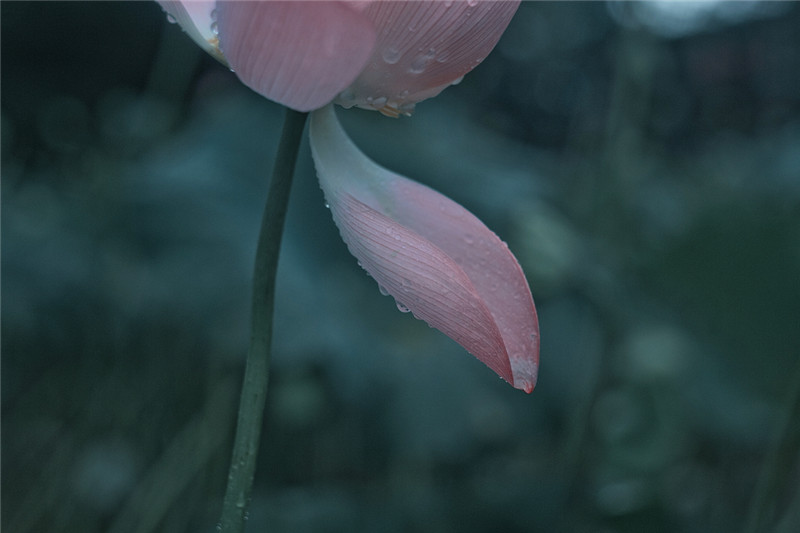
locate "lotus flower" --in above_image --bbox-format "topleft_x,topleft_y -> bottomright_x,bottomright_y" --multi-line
159,0 -> 539,392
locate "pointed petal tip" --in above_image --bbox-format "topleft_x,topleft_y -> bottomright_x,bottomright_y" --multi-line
511,331 -> 539,393
515,372 -> 537,394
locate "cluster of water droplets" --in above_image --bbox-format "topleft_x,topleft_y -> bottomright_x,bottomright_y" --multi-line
365,96 -> 388,108
336,85 -> 415,116
210,7 -> 219,36
376,282 -> 410,313
333,0 -> 491,115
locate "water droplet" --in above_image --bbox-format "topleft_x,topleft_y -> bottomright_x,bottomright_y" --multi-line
166,13 -> 177,24
384,226 -> 403,241
409,49 -> 436,74
382,46 -> 401,64
450,75 -> 465,86
399,102 -> 415,115
396,302 -> 411,313
337,88 -> 357,108
210,8 -> 218,21
211,21 -> 219,36
378,284 -> 390,296
323,201 -> 330,209
409,61 -> 425,75
371,96 -> 387,108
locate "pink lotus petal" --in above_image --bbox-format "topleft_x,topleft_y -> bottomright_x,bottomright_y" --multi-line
309,105 -> 538,392
216,1 -> 377,112
336,0 -> 520,116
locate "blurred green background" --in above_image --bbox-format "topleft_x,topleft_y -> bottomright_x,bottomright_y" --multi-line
2,2 -> 799,532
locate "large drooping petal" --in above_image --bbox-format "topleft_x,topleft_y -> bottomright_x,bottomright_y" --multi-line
335,0 -> 520,116
215,1 -> 377,112
309,105 -> 539,392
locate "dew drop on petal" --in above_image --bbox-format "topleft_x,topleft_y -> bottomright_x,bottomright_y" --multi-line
166,13 -> 177,24
396,302 -> 411,313
409,49 -> 436,75
382,46 -> 401,65
338,88 -> 357,108
210,21 -> 219,36
409,60 -> 426,75
378,284 -> 390,296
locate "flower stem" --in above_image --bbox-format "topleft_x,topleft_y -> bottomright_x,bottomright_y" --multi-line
219,108 -> 308,533
744,359 -> 800,533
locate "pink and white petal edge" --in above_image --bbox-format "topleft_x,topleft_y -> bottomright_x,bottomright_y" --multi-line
309,105 -> 539,392
157,1 -> 226,63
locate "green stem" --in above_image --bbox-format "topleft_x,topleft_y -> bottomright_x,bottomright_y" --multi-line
744,358 -> 800,533
219,108 -> 308,533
